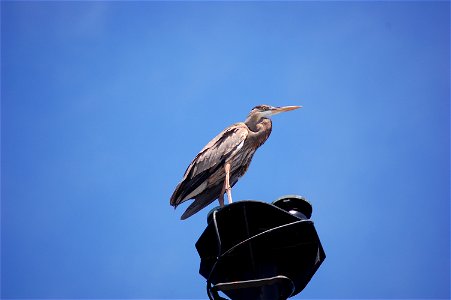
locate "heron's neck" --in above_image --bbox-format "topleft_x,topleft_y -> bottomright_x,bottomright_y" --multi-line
245,115 -> 263,132
245,117 -> 272,147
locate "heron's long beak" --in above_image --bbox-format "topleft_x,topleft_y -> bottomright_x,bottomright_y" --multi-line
270,105 -> 302,116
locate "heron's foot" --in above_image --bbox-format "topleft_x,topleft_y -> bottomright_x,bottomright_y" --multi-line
218,194 -> 225,207
224,162 -> 233,204
226,186 -> 233,204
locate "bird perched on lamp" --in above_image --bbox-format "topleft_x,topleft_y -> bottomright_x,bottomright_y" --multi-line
170,104 -> 301,220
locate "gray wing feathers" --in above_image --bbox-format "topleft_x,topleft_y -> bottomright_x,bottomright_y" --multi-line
184,123 -> 247,178
170,123 -> 248,207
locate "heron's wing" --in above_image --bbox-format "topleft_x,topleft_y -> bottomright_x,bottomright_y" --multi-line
170,122 -> 248,207
179,184 -> 223,220
186,122 -> 248,177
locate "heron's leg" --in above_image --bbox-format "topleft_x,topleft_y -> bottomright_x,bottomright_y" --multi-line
224,163 -> 233,204
218,185 -> 225,208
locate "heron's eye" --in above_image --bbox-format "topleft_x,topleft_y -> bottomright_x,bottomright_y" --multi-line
252,105 -> 272,112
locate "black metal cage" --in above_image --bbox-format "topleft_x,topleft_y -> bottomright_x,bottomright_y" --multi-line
196,195 -> 326,300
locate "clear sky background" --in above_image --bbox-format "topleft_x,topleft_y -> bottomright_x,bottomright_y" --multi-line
1,1 -> 449,299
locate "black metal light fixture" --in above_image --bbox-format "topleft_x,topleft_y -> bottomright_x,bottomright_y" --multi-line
196,195 -> 326,300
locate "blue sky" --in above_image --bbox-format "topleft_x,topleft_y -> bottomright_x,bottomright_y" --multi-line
1,1 -> 449,299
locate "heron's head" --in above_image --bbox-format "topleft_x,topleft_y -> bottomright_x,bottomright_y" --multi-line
248,104 -> 301,120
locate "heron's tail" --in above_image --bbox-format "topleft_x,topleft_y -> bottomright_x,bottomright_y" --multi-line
180,199 -> 210,220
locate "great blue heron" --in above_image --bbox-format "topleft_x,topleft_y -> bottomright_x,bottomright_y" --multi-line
170,104 -> 301,220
